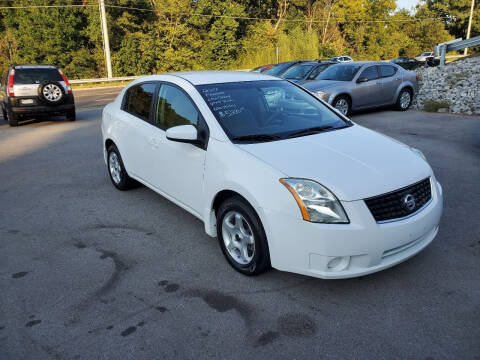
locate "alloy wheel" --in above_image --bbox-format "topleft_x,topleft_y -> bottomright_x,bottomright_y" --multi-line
221,211 -> 255,265
108,152 -> 122,184
43,84 -> 62,102
335,99 -> 349,115
400,91 -> 411,109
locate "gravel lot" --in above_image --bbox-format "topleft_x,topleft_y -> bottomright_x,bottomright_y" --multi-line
1,89 -> 479,360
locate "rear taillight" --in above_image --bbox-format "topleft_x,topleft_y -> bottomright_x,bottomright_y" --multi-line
7,69 -> 15,97
58,68 -> 72,94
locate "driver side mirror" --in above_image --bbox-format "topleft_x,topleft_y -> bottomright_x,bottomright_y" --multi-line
166,124 -> 198,144
356,77 -> 369,83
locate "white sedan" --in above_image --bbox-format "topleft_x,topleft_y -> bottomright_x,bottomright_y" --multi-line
101,71 -> 443,279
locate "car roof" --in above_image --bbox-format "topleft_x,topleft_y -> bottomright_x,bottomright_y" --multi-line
289,61 -> 318,66
332,61 -> 386,66
13,65 -> 58,69
160,71 -> 282,85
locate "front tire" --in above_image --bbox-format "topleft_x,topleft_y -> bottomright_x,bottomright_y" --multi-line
396,88 -> 412,111
107,144 -> 137,190
217,196 -> 270,276
332,95 -> 351,116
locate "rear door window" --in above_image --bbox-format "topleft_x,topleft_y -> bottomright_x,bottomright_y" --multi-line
14,68 -> 63,84
379,65 -> 397,78
122,83 -> 157,121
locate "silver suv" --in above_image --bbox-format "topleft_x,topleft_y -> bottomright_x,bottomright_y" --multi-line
0,65 -> 75,127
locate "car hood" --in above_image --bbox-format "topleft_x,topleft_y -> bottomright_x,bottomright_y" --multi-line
302,80 -> 348,91
237,125 -> 432,201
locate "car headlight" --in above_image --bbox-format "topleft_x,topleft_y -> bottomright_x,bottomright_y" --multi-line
410,147 -> 427,161
280,178 -> 349,224
314,91 -> 327,100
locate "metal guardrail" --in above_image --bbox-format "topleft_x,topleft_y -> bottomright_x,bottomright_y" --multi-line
69,76 -> 140,84
437,35 -> 480,66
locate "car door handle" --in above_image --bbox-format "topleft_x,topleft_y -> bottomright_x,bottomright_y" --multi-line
395,78 -> 401,81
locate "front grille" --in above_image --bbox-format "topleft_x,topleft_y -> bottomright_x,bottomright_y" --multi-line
365,178 -> 431,222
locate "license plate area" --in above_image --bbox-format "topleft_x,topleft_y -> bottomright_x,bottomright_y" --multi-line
20,99 -> 35,105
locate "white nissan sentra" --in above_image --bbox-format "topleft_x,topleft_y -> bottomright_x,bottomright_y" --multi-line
101,71 -> 443,279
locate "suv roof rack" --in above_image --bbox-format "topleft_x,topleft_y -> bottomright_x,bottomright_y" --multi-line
13,64 -> 57,69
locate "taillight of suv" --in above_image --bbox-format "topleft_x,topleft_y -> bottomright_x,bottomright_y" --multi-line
58,69 -> 72,94
7,68 -> 15,97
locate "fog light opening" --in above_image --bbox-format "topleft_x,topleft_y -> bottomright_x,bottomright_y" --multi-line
327,256 -> 350,272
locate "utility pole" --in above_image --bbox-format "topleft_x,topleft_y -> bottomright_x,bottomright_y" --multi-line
464,0 -> 475,56
99,0 -> 113,78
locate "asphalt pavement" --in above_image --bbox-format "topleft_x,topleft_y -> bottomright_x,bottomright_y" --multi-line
0,87 -> 479,360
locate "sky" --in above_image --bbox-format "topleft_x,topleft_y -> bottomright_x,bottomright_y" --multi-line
397,0 -> 420,10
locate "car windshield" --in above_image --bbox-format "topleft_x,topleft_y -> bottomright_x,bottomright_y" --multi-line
316,64 -> 361,81
263,63 -> 294,76
196,80 -> 350,142
308,63 -> 332,79
14,68 -> 63,84
281,64 -> 315,80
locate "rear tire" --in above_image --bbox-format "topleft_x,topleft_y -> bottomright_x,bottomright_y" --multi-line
396,88 -> 412,111
66,110 -> 76,121
6,108 -> 18,127
217,196 -> 270,276
332,95 -> 351,116
107,144 -> 137,190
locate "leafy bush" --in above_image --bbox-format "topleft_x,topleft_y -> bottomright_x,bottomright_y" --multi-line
422,99 -> 450,112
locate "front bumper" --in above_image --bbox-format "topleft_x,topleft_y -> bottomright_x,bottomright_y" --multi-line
261,180 -> 443,279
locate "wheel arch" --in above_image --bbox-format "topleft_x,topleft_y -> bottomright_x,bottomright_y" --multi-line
212,190 -> 250,216
105,138 -> 115,151
332,92 -> 352,106
395,83 -> 414,103
204,186 -> 264,238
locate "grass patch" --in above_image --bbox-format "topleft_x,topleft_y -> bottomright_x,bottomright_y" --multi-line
422,99 -> 450,112
446,72 -> 467,86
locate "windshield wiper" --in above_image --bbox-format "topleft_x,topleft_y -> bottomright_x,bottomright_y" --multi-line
231,134 -> 281,143
286,125 -> 336,139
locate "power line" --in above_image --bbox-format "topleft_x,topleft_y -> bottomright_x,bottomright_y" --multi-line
0,2 -> 451,24
104,4 -> 450,24
0,4 -> 96,9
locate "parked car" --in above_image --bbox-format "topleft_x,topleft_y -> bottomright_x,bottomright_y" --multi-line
331,56 -> 353,62
102,71 -> 442,279
391,57 -> 422,70
251,64 -> 273,73
262,60 -> 311,77
280,61 -> 336,84
415,52 -> 433,62
302,62 -> 418,116
425,56 -> 440,67
0,65 -> 75,127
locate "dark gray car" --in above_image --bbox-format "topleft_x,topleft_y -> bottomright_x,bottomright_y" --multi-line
280,61 -> 336,84
302,62 -> 419,116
